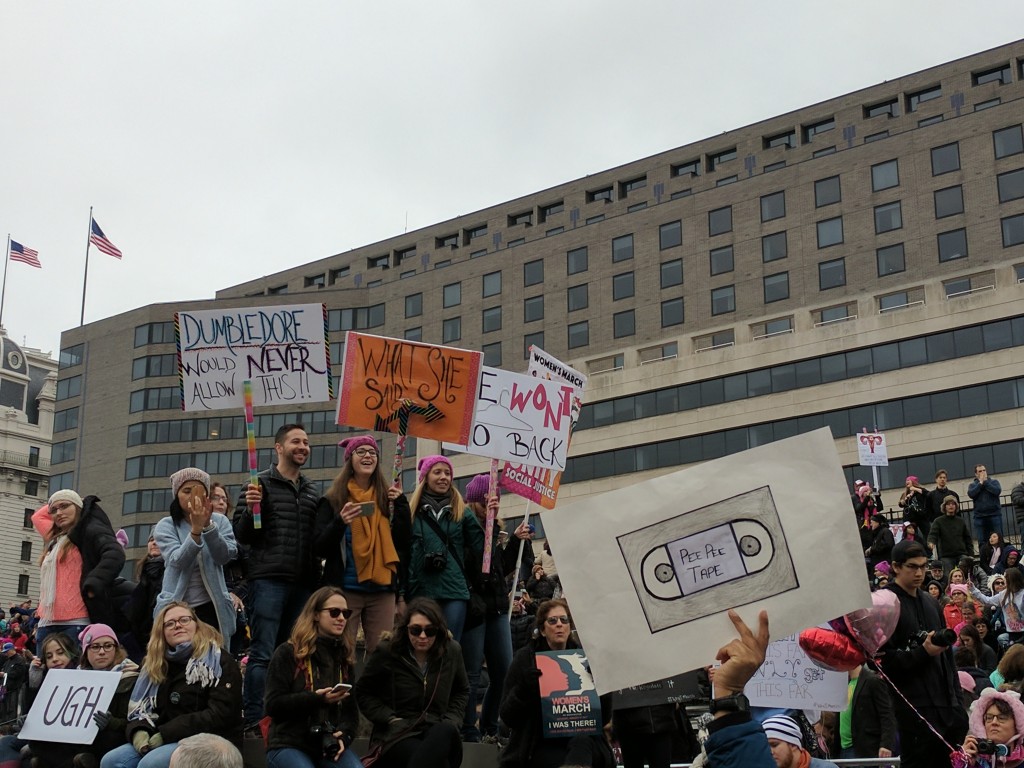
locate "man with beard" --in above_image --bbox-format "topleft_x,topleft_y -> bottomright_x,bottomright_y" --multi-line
233,423 -> 320,726
878,539 -> 967,767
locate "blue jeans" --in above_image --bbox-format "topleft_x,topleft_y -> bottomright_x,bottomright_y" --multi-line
974,514 -> 1003,546
35,623 -> 87,648
243,579 -> 310,723
461,613 -> 514,739
100,742 -> 178,768
437,599 -> 467,644
266,746 -> 362,768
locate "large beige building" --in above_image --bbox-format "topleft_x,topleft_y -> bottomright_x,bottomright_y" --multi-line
53,39 -> 1024,566
0,330 -> 56,605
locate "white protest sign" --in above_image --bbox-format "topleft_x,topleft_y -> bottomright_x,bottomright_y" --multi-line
443,366 -> 575,471
857,432 -> 888,467
541,428 -> 871,694
175,303 -> 332,411
744,634 -> 848,711
18,668 -> 119,744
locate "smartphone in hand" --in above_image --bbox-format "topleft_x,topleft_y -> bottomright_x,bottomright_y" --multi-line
358,502 -> 376,517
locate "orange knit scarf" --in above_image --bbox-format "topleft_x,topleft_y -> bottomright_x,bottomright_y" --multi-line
346,480 -> 399,586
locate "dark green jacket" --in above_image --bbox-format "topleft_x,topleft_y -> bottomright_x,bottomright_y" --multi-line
394,500 -> 485,601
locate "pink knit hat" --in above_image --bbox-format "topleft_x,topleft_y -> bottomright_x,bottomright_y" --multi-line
949,584 -> 969,597
464,474 -> 496,504
958,671 -> 977,693
339,435 -> 378,463
79,623 -> 118,650
968,688 -> 1024,739
417,455 -> 453,484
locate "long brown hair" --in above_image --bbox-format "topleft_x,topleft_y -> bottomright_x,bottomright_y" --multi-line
324,456 -> 389,515
390,597 -> 450,661
287,586 -> 354,669
143,601 -> 224,684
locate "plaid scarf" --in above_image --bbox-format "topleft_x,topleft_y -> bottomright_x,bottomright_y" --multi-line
127,642 -> 222,728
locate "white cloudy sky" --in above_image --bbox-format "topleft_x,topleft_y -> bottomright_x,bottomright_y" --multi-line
2,2 -> 1022,357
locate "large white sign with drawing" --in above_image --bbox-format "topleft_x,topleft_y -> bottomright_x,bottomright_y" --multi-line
18,668 -> 120,744
443,366 -> 575,471
543,428 -> 871,694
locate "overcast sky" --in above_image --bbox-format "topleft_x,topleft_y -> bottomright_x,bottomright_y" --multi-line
2,2 -> 1022,357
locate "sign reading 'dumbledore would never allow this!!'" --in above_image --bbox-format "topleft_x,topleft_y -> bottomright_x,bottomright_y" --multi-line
175,303 -> 333,411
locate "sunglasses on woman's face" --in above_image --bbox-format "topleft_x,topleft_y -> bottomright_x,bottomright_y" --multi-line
320,607 -> 353,620
408,625 -> 438,637
545,616 -> 571,626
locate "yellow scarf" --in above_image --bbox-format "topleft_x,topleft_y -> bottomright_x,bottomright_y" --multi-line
346,479 -> 400,586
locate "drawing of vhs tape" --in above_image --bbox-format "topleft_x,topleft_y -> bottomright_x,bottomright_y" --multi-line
617,486 -> 798,633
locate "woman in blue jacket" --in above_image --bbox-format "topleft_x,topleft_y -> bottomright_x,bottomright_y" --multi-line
153,468 -> 238,642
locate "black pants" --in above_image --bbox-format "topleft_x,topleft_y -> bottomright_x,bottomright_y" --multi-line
378,723 -> 462,768
533,735 -> 615,768
618,731 -> 673,768
895,706 -> 967,768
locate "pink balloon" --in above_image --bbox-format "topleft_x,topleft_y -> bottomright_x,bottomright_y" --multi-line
799,627 -> 866,672
828,616 -> 853,637
844,589 -> 901,657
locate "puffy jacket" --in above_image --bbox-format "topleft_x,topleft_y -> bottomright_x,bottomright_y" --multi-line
64,496 -> 128,631
1012,483 -> 1024,518
393,499 -> 485,601
265,637 -> 358,755
125,649 -> 243,748
154,511 -> 238,642
704,713 -> 776,768
233,465 -> 319,586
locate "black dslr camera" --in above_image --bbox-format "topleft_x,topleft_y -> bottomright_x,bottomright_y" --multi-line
309,722 -> 341,759
424,551 -> 448,573
911,627 -> 957,648
975,738 -> 1009,757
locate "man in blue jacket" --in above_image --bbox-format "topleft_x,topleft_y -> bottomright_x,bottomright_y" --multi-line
968,464 -> 1003,543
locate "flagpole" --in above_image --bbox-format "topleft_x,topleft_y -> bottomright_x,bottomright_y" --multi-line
80,206 -> 93,326
0,234 -> 10,328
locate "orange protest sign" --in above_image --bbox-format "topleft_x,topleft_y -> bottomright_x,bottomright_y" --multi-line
336,332 -> 482,445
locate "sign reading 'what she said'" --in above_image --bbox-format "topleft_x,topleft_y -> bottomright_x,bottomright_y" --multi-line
175,303 -> 333,411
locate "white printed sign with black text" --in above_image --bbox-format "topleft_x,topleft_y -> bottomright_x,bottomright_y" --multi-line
18,668 -> 120,744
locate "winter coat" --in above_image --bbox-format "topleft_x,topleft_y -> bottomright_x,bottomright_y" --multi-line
866,525 -> 894,569
703,715 -> 776,768
66,496 -> 128,631
125,649 -> 243,748
265,637 -> 358,756
464,518 -> 522,628
980,541 -> 1005,575
154,511 -> 238,642
900,488 -> 928,527
841,668 -> 896,758
314,494 -> 407,591
355,636 -> 468,755
126,556 -> 164,642
499,636 -> 614,768
929,487 -> 961,521
968,477 -> 1003,518
927,514 -> 973,560
393,499 -> 485,602
1012,483 -> 1024,520
232,464 -> 320,587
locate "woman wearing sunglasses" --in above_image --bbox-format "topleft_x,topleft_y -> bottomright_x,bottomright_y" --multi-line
263,586 -> 361,768
499,598 -> 614,768
356,597 -> 468,768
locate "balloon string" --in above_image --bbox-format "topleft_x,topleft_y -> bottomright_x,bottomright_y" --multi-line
866,658 -> 966,759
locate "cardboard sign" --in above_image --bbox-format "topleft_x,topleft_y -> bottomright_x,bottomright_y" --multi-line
541,428 -> 871,694
744,634 -> 848,711
537,649 -> 603,737
612,671 -> 704,709
443,366 -> 575,471
336,332 -> 482,445
175,303 -> 332,411
857,432 -> 889,467
18,668 -> 119,744
500,347 -> 587,509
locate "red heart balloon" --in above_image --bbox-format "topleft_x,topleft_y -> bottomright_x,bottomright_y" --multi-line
799,627 -> 866,672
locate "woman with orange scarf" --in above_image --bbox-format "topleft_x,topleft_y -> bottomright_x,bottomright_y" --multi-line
315,435 -> 404,658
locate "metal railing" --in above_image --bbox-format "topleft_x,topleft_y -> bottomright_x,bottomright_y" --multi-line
0,450 -> 49,470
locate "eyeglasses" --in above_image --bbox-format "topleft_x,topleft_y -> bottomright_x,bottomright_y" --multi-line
984,712 -> 1012,724
545,616 -> 571,626
88,642 -> 117,653
353,448 -> 378,457
320,607 -> 353,620
163,616 -> 195,630
898,562 -> 928,572
408,625 -> 438,637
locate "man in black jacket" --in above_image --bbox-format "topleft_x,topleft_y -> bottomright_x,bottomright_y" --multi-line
233,423 -> 320,726
0,643 -> 27,718
834,664 -> 895,759
878,539 -> 967,768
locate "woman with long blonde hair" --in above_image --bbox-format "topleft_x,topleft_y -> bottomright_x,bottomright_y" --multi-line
264,586 -> 361,768
392,456 -> 484,642
314,436 -> 404,656
99,602 -> 241,768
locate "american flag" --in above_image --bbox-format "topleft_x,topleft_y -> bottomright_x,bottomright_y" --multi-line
9,240 -> 41,268
90,218 -> 123,259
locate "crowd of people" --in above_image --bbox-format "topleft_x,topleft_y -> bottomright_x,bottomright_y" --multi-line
4,426 -> 1024,767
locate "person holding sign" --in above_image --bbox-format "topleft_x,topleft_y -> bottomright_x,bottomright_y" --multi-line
154,469 -> 239,643
263,587 -> 361,768
498,599 -> 614,768
392,456 -> 484,643
314,435 -> 404,657
27,624 -> 139,768
32,491 -> 126,647
99,602 -> 242,768
459,475 -> 531,743
355,598 -> 467,768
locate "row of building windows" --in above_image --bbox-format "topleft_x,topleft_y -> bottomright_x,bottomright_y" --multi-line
126,410 -> 356,447
575,315 -> 1024,431
52,439 -> 76,465
59,343 -> 84,369
124,444 -> 348,481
